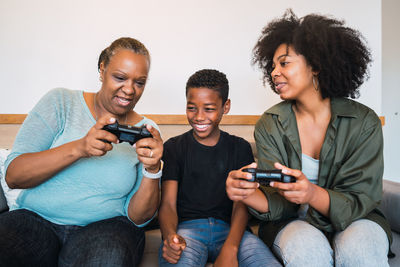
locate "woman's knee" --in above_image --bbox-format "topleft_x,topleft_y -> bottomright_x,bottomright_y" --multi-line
273,220 -> 333,267
0,210 -> 60,266
60,216 -> 145,267
333,219 -> 389,267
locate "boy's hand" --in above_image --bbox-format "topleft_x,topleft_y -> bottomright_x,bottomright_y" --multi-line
214,243 -> 238,267
162,233 -> 186,264
226,162 -> 259,201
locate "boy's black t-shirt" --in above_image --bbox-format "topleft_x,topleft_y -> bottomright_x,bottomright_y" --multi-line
161,130 -> 254,224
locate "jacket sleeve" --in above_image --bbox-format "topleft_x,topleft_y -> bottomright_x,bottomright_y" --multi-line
248,113 -> 298,221
317,112 -> 384,231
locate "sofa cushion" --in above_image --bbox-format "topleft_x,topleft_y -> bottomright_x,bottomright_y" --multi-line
0,149 -> 10,212
389,231 -> 399,266
0,178 -> 6,213
0,149 -> 23,210
381,180 -> 400,233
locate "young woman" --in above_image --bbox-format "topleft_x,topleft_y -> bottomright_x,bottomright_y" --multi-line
226,10 -> 392,266
0,37 -> 163,266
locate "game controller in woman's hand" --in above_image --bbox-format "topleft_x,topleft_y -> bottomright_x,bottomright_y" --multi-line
102,121 -> 152,145
242,168 -> 296,186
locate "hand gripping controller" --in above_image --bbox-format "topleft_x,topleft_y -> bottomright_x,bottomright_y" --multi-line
102,121 -> 152,145
242,168 -> 296,186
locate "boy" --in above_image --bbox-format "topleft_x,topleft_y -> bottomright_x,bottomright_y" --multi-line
158,69 -> 281,266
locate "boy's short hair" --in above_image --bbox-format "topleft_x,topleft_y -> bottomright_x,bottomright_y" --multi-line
186,69 -> 229,104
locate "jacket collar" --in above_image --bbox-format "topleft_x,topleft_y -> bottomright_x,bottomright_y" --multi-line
265,97 -> 358,121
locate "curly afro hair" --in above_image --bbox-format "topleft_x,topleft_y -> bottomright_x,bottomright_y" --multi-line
186,69 -> 229,104
252,9 -> 372,99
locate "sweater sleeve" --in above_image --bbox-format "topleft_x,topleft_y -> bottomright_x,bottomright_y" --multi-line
4,88 -> 65,174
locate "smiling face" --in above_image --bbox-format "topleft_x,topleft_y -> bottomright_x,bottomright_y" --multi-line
186,87 -> 230,146
271,44 -> 317,101
98,49 -> 149,119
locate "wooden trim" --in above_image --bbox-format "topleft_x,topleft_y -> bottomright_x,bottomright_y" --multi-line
0,114 -> 261,125
145,114 -> 188,125
0,114 -> 385,126
0,114 -> 27,124
145,114 -> 260,125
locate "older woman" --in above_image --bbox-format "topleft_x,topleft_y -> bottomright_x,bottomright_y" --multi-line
0,37 -> 162,266
226,10 -> 392,266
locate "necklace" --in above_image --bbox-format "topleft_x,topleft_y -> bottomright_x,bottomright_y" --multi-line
93,93 -> 128,124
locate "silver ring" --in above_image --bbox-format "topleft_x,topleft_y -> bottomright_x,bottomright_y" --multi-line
149,149 -> 153,158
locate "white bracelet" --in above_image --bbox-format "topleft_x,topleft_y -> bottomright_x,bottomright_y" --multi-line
142,165 -> 162,179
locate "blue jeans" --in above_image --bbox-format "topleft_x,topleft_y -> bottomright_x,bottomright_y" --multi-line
0,209 -> 145,267
273,219 -> 389,267
159,218 -> 281,267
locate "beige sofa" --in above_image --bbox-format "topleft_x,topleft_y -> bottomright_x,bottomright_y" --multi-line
1,122 -> 399,266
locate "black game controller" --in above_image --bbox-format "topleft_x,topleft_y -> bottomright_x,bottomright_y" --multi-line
242,168 -> 296,186
102,121 -> 152,145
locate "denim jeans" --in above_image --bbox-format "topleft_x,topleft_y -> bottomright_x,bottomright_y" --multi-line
159,217 -> 282,267
0,209 -> 145,267
273,219 -> 389,267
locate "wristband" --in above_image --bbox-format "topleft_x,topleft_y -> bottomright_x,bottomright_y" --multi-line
142,162 -> 163,179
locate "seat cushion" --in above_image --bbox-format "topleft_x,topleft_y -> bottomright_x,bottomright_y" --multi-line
389,231 -> 399,266
381,180 -> 400,232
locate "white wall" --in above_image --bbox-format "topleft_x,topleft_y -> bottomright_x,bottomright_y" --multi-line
0,0 -> 381,116
382,0 -> 400,182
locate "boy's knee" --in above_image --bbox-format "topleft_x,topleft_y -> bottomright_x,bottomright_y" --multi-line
238,231 -> 268,258
159,235 -> 207,267
238,231 -> 282,266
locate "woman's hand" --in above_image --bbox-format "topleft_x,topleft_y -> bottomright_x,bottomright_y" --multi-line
271,162 -> 316,205
134,124 -> 163,173
126,124 -> 162,224
161,233 -> 186,264
225,163 -> 269,212
226,162 -> 259,201
271,162 -> 330,216
78,116 -> 119,158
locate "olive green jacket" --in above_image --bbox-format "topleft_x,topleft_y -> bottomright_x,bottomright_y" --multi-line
249,98 -> 392,248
